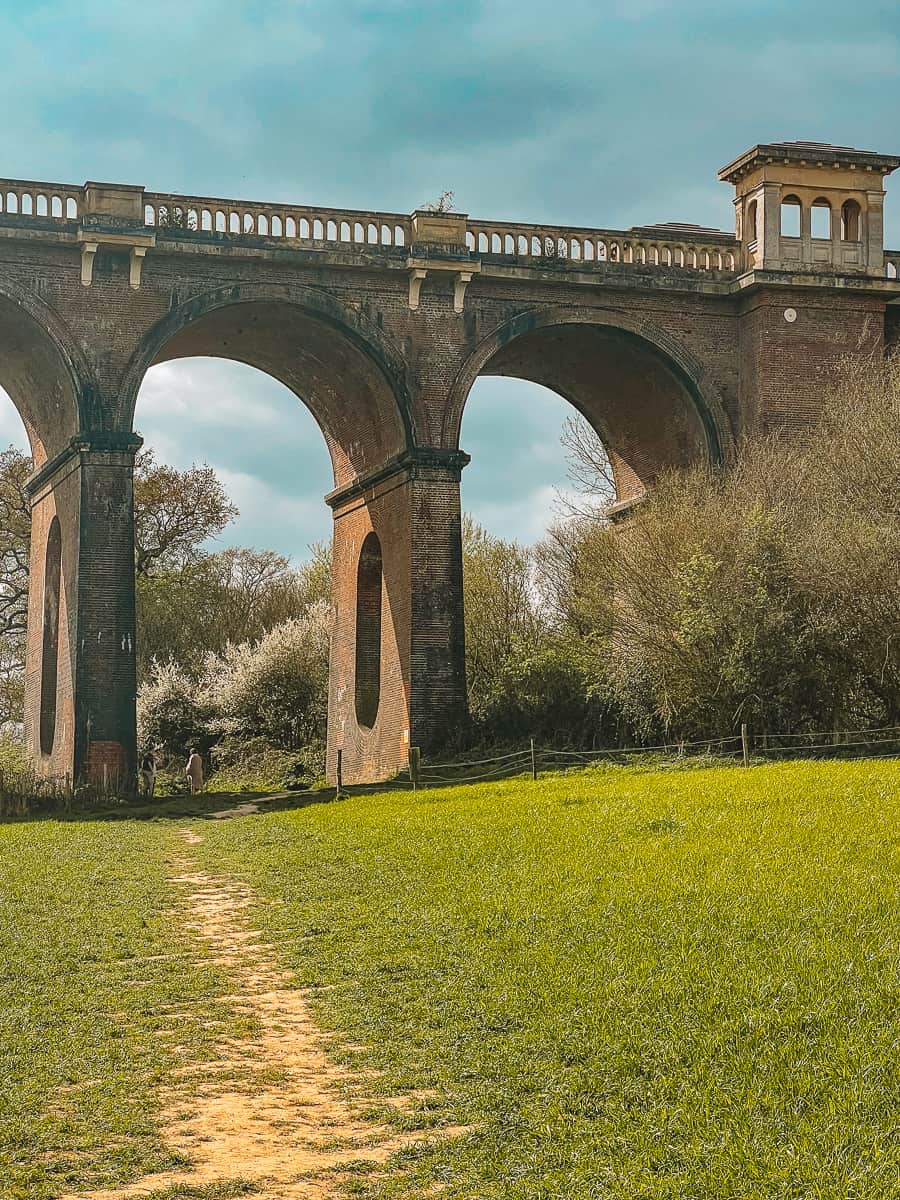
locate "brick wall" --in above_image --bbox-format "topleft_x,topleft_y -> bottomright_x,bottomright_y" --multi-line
325,456 -> 468,784
407,465 -> 468,754
24,464 -> 80,780
739,290 -> 886,436
74,452 -> 139,786
327,475 -> 411,785
885,305 -> 900,357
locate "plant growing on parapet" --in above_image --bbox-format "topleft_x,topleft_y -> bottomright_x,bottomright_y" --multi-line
421,190 -> 455,214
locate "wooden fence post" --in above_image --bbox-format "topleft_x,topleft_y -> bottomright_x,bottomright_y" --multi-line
741,723 -> 750,767
530,738 -> 537,781
409,746 -> 420,791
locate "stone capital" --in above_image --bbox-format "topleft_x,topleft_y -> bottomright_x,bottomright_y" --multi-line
25,432 -> 143,498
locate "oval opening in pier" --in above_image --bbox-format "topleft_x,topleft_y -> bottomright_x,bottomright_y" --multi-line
354,531 -> 383,730
39,515 -> 61,755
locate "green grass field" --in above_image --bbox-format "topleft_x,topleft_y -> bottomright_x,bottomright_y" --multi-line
0,821 -> 253,1200
1,760 -> 897,1199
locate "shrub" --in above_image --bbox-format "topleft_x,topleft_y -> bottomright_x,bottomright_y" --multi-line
202,606 -> 329,750
0,732 -> 27,780
137,659 -> 211,758
208,734 -> 324,792
471,642 -> 611,746
536,357 -> 900,742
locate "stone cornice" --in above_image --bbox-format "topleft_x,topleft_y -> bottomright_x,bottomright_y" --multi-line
730,269 -> 900,298
25,432 -> 143,497
719,143 -> 900,184
325,447 -> 471,510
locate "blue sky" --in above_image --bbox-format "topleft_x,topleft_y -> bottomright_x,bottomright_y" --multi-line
1,0 -> 899,559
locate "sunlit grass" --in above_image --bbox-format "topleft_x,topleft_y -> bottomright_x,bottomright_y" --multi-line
198,760 -> 899,1199
0,821 -> 250,1200
1,760 -> 896,1198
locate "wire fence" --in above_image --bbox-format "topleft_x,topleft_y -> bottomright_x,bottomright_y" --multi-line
0,766 -> 124,818
401,723 -> 900,791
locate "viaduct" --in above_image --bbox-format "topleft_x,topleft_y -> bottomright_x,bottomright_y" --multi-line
0,140 -> 898,784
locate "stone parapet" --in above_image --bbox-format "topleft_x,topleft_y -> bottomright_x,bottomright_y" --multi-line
3,160 -> 898,286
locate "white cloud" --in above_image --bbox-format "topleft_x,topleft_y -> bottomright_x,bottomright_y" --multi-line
0,389 -> 29,452
211,468 -> 331,560
137,361 -> 286,431
134,360 -> 333,557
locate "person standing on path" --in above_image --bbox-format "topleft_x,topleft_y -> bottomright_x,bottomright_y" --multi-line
139,750 -> 157,797
186,748 -> 204,794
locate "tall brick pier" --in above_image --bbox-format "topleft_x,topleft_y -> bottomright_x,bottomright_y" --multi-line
1,140 -> 898,784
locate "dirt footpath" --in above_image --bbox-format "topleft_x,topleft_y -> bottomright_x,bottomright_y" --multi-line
64,825 -> 465,1200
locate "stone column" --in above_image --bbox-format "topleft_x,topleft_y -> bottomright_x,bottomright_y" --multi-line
799,197 -> 812,267
759,182 -> 783,270
830,199 -> 843,268
325,448 -> 469,785
24,432 -> 141,787
864,189 -> 886,273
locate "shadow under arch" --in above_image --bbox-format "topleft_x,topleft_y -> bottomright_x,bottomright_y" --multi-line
120,284 -> 415,487
447,307 -> 734,502
0,282 -> 90,462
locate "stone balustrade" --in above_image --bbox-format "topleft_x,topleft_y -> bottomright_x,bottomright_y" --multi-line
17,174 -> 900,282
465,219 -> 739,272
143,191 -> 411,248
0,179 -> 82,220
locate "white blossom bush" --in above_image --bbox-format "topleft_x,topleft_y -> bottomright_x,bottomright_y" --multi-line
137,658 -> 209,756
202,604 -> 329,750
137,607 -> 330,784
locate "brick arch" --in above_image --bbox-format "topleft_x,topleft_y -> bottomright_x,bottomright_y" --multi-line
0,281 -> 90,464
447,307 -> 734,500
120,284 -> 415,487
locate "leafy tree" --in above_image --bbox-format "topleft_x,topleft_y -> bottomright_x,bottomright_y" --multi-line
136,544 -> 329,681
0,449 -> 31,727
537,357 -> 900,740
462,515 -> 547,712
133,448 -> 237,577
0,449 -> 30,642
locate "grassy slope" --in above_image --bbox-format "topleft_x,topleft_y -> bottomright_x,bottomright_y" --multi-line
0,820 -> 249,1200
195,760 -> 899,1199
0,761 -> 896,1199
